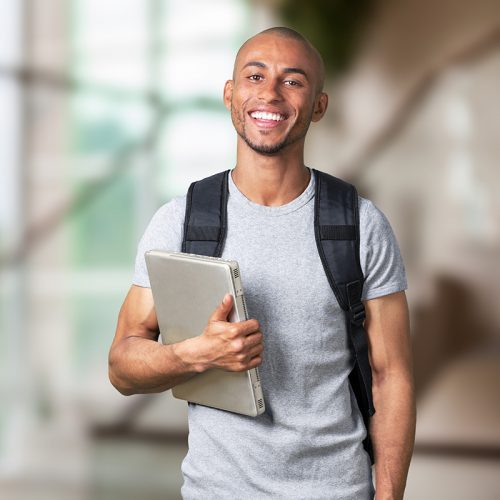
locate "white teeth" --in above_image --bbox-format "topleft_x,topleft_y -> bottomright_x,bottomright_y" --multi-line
250,111 -> 285,121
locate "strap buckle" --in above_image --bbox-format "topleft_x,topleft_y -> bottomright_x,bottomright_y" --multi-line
349,301 -> 366,326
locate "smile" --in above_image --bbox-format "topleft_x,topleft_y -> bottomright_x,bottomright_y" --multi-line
249,111 -> 287,122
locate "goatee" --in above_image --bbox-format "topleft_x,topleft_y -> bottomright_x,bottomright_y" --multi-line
239,132 -> 289,156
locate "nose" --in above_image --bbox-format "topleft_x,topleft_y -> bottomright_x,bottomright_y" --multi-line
258,79 -> 282,102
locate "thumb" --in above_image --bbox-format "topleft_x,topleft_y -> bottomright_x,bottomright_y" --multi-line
209,293 -> 233,322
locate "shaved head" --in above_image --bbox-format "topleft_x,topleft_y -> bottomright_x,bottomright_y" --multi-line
224,26 -> 329,157
233,27 -> 326,93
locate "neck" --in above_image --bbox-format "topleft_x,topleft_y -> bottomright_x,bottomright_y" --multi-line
232,139 -> 310,206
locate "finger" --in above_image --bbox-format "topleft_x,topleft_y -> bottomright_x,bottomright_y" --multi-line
247,343 -> 264,359
248,355 -> 262,368
244,332 -> 264,348
208,294 -> 233,322
237,319 -> 261,336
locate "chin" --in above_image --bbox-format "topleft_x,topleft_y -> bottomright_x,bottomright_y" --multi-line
249,142 -> 287,156
244,135 -> 288,155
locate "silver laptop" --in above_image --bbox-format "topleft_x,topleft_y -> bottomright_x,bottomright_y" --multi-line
145,250 -> 265,417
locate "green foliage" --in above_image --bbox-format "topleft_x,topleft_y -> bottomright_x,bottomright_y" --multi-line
279,0 -> 375,75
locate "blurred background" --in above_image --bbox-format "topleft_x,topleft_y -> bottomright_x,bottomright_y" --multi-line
0,0 -> 499,499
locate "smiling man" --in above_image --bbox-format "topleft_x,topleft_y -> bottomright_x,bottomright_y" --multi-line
227,32 -> 326,158
109,27 -> 416,499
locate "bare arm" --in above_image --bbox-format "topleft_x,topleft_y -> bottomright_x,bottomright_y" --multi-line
365,291 -> 416,500
108,285 -> 264,396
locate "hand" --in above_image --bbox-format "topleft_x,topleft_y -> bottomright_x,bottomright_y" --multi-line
194,294 -> 264,372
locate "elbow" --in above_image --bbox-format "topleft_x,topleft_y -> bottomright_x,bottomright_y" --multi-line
108,347 -> 136,396
108,370 -> 136,396
370,362 -> 389,388
371,364 -> 415,393
371,369 -> 416,416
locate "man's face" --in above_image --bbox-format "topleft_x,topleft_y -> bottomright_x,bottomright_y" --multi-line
224,34 -> 328,156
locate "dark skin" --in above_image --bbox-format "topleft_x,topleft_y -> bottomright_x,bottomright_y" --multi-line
108,31 -> 415,500
224,33 -> 328,206
109,288 -> 263,395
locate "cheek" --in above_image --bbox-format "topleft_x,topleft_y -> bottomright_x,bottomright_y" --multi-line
232,94 -> 251,116
297,98 -> 316,120
230,101 -> 245,126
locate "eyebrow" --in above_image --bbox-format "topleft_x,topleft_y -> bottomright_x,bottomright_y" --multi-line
242,61 -> 309,79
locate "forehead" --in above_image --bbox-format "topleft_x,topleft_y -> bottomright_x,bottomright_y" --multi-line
234,34 -> 316,73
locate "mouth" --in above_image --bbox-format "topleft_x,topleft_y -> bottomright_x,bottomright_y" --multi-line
248,110 -> 288,128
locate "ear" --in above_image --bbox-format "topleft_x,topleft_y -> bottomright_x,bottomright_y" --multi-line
223,80 -> 233,111
311,92 -> 328,122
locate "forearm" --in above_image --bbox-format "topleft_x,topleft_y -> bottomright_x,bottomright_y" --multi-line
371,372 -> 416,500
109,291 -> 263,396
108,335 -> 202,395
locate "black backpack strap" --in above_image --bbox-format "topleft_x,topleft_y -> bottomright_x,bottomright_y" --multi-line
313,168 -> 376,463
182,168 -> 375,462
182,170 -> 230,257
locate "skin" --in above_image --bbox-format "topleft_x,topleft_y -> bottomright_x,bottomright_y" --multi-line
223,33 -> 328,206
109,289 -> 263,395
108,31 -> 415,500
366,291 -> 416,499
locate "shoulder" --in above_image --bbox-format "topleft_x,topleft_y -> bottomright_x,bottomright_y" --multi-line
357,195 -> 399,252
146,194 -> 187,230
154,194 -> 187,220
138,194 -> 187,249
358,196 -> 395,239
356,196 -> 407,299
358,196 -> 388,225
132,194 -> 187,287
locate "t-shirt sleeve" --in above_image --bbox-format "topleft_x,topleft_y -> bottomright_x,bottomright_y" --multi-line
358,197 -> 408,301
132,195 -> 186,288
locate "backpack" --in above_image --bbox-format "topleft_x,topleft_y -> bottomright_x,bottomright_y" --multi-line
181,169 -> 375,463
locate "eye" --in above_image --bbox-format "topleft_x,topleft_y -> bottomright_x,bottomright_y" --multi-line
248,74 -> 263,82
284,79 -> 301,87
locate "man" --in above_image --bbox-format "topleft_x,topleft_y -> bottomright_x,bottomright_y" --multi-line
109,27 -> 416,499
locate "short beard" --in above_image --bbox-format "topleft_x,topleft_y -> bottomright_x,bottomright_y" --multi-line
239,130 -> 289,156
231,103 -> 311,156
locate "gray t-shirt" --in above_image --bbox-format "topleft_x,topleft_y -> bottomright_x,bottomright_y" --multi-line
133,170 -> 407,499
